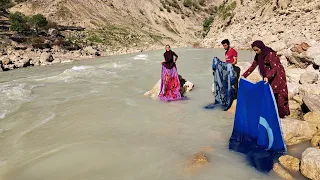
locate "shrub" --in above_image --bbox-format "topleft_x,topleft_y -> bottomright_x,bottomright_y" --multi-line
203,16 -> 213,32
28,14 -> 48,30
199,0 -> 205,6
0,0 -> 12,9
9,12 -> 27,32
183,0 -> 193,7
217,1 -> 236,20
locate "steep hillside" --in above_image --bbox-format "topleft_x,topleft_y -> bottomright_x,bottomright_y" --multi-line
202,0 -> 320,50
10,0 -> 223,49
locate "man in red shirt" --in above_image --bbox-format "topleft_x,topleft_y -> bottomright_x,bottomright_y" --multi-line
221,39 -> 240,98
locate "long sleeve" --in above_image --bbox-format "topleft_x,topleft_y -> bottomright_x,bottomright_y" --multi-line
265,53 -> 278,79
242,60 -> 258,78
173,51 -> 178,58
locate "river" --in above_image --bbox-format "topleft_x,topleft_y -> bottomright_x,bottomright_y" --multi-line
0,48 -> 287,180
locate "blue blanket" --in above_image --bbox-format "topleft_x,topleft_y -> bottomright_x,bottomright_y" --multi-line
205,57 -> 236,111
229,78 -> 287,172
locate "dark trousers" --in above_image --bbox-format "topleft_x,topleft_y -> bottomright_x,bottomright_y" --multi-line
233,65 -> 241,99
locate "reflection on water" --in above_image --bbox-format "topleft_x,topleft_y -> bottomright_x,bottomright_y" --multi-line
0,48 -> 285,180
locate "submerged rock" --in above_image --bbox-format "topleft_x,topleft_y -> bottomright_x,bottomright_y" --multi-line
300,147 -> 320,180
183,153 -> 209,174
273,163 -> 294,180
278,155 -> 300,172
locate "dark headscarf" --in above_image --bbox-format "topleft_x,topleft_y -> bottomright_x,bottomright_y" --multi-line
251,40 -> 275,77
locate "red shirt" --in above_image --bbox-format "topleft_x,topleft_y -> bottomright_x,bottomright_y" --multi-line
225,48 -> 238,64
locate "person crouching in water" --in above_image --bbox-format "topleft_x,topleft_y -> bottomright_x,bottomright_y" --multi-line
221,39 -> 241,98
158,45 -> 184,101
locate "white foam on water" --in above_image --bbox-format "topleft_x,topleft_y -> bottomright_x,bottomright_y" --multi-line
0,83 -> 34,119
133,54 -> 149,60
35,65 -> 117,83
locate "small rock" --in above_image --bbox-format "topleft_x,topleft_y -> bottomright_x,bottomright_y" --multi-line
1,56 -> 11,65
40,53 -> 54,63
300,71 -> 319,84
292,95 -> 303,104
48,28 -> 59,36
303,94 -> 320,111
304,111 -> 320,122
273,163 -> 294,180
311,134 -> 320,147
279,155 -> 300,172
289,100 -> 301,110
84,46 -> 100,56
184,153 -> 209,174
300,147 -> 320,180
280,56 -> 288,67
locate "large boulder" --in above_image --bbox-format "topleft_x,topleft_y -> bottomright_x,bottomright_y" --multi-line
39,53 -> 54,63
303,94 -> 320,111
1,56 -> 11,65
299,84 -> 320,96
300,71 -> 319,84
300,147 -> 320,180
286,68 -> 306,83
281,118 -> 318,146
304,111 -> 320,122
278,155 -> 300,172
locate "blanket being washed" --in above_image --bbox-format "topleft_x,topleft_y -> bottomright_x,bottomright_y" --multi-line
229,78 -> 287,172
158,64 -> 184,101
205,57 -> 236,110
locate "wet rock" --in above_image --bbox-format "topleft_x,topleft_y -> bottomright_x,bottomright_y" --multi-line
279,155 -> 300,172
300,71 -> 319,84
4,64 -> 16,70
184,153 -> 209,174
273,163 -> 294,180
281,118 -> 318,146
303,94 -> 320,111
300,147 -> 320,180
40,52 -> 54,63
304,111 -> 320,122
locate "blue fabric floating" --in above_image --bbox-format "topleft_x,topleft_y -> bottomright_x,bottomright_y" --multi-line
205,57 -> 236,111
229,78 -> 287,172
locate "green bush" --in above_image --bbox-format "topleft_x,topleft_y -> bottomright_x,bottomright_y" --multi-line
0,0 -> 12,9
203,16 -> 213,32
183,0 -> 193,7
199,0 -> 205,6
9,12 -> 27,32
217,1 -> 236,20
28,14 -> 48,29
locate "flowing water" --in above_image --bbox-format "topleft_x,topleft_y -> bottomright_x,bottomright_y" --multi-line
0,48 -> 291,180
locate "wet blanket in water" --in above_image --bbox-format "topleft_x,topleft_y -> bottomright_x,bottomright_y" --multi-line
158,64 -> 183,101
229,78 -> 287,172
205,57 -> 236,110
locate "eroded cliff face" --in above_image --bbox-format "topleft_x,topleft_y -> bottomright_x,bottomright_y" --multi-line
202,0 -> 320,49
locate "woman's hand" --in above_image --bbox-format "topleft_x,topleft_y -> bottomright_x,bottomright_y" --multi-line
264,77 -> 269,84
